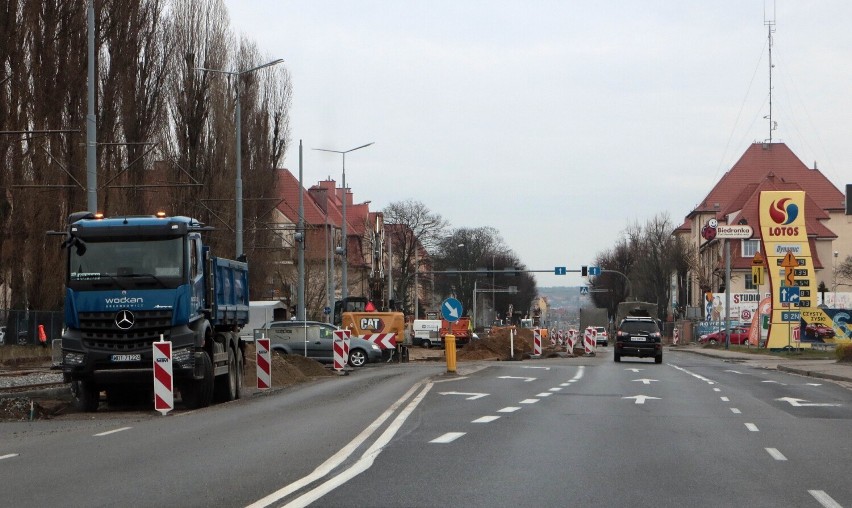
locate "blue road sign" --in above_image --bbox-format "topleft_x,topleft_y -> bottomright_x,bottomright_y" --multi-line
441,297 -> 463,323
554,266 -> 567,275
323,306 -> 331,315
588,266 -> 601,276
580,286 -> 589,295
779,286 -> 800,305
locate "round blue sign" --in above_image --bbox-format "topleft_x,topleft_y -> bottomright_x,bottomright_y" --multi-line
323,306 -> 331,315
441,297 -> 463,323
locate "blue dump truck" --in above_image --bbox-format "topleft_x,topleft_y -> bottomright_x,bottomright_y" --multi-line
59,212 -> 249,411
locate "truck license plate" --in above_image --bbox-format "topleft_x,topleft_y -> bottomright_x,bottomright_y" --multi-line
111,354 -> 141,362
631,337 -> 647,342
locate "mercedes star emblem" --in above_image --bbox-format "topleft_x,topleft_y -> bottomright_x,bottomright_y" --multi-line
115,310 -> 135,330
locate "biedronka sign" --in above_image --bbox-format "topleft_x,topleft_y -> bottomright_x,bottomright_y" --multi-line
758,191 -> 839,349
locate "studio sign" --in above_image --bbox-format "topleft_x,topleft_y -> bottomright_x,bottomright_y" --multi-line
715,225 -> 753,239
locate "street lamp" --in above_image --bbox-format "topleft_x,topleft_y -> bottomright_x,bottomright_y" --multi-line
196,58 -> 284,259
313,142 -> 374,300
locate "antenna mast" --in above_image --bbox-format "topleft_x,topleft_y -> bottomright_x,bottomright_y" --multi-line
765,1 -> 777,143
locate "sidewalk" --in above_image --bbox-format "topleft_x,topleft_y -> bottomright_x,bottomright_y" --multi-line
674,344 -> 852,384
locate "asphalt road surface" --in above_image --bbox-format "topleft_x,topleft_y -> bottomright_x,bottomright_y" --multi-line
3,351 -> 852,508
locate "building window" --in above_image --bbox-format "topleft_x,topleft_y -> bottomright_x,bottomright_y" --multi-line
742,239 -> 760,258
745,274 -> 757,291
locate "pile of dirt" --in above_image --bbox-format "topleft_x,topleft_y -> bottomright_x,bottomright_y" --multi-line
241,342 -> 334,389
0,397 -> 70,421
457,327 -> 534,361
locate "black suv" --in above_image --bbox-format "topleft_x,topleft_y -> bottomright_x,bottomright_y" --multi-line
614,317 -> 662,364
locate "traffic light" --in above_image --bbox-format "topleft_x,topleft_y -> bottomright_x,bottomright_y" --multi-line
581,266 -> 588,277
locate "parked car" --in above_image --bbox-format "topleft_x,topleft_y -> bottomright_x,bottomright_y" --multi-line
805,323 -> 835,340
261,320 -> 383,367
699,325 -> 751,345
614,317 -> 662,364
594,326 -> 608,346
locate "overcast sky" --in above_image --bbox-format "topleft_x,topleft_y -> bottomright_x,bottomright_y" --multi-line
222,0 -> 851,288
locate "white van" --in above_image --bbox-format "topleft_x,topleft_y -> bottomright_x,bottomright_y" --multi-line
412,319 -> 442,348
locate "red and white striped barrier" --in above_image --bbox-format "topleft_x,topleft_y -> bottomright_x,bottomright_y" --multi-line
361,333 -> 396,350
549,330 -> 556,347
567,329 -> 578,353
533,328 -> 542,356
256,337 -> 271,390
584,327 -> 596,355
153,339 -> 173,415
672,328 -> 680,346
333,333 -> 346,372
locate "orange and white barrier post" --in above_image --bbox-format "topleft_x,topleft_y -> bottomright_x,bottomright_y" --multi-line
566,329 -> 578,354
333,330 -> 348,372
256,337 -> 271,390
37,324 -> 47,348
673,328 -> 680,346
557,329 -> 564,346
533,328 -> 542,356
153,336 -> 173,415
584,327 -> 596,356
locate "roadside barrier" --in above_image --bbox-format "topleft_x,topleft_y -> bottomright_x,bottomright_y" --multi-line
256,336 -> 271,390
445,334 -> 457,373
673,328 -> 680,346
556,329 -> 564,346
153,336 -> 173,415
567,329 -> 578,354
583,327 -> 596,356
333,330 -> 348,372
533,328 -> 542,356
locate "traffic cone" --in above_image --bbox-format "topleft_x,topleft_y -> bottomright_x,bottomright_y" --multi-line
38,324 -> 47,348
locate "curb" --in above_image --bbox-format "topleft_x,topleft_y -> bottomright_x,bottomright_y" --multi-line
777,364 -> 852,384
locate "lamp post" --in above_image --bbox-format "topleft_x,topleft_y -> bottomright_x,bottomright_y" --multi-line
196,58 -> 284,259
313,142 -> 374,300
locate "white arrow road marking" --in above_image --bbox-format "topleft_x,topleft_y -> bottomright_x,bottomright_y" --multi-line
0,454 -> 18,461
498,407 -> 521,413
762,380 -> 787,385
472,416 -> 500,423
522,366 -> 551,370
439,391 -> 489,400
499,376 -> 536,382
745,423 -> 759,432
725,370 -> 743,374
443,301 -> 459,319
776,397 -> 841,407
809,490 -> 843,508
765,448 -> 787,461
625,368 -> 643,373
623,395 -> 660,405
431,432 -> 465,443
632,379 -> 658,385
94,427 -> 132,437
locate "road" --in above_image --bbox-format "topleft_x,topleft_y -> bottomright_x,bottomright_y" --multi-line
3,350 -> 852,507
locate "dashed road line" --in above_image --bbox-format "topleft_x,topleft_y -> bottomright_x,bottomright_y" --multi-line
809,490 -> 842,508
498,407 -> 521,413
765,448 -> 787,461
720,396 -> 729,402
713,388 -> 721,392
670,364 -> 715,385
94,427 -> 132,437
430,432 -> 466,444
536,393 -> 553,397
520,399 -> 539,404
745,423 -> 759,432
731,408 -> 741,414
560,383 -> 571,387
549,387 -> 562,392
472,416 -> 500,423
0,453 -> 18,461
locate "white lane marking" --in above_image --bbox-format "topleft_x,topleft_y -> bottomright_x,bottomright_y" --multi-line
806,383 -> 823,386
633,378 -> 658,385
430,432 -> 466,444
560,383 -> 571,387
498,376 -> 536,382
731,408 -> 742,414
549,387 -> 562,392
571,366 -> 585,381
520,399 -> 539,404
536,393 -> 553,397
713,388 -> 721,392
623,395 -> 660,405
439,391 -> 489,400
0,454 -> 18,460
284,383 -> 434,507
809,490 -> 843,508
625,368 -> 643,373
720,397 -> 730,402
762,380 -> 787,386
725,370 -> 743,374
745,423 -> 759,432
434,376 -> 469,384
522,366 -> 551,370
94,427 -> 132,437
248,381 -> 428,508
498,407 -> 521,413
765,448 -> 787,461
472,416 -> 500,423
776,397 -> 841,408
670,364 -> 716,385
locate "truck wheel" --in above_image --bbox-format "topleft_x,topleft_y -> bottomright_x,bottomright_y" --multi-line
421,340 -> 431,349
613,353 -> 621,363
182,352 -> 213,409
348,348 -> 367,368
71,380 -> 100,412
214,346 -> 239,402
655,354 -> 663,364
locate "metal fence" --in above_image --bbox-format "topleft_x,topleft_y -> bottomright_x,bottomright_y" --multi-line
0,309 -> 64,346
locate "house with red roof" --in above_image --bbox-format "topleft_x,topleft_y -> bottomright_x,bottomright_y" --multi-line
677,142 -> 850,311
